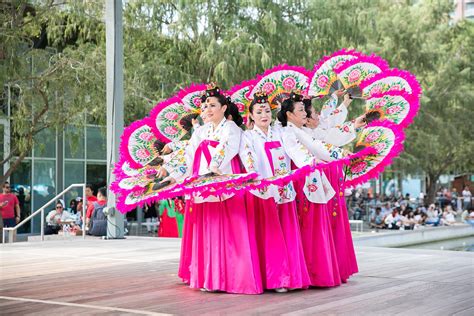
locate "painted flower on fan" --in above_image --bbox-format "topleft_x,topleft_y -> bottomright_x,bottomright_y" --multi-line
351,160 -> 368,174
307,184 -> 318,192
317,75 -> 329,88
390,84 -> 402,91
192,97 -> 202,107
164,111 -> 179,120
133,187 -> 146,197
365,131 -> 381,143
136,148 -> 151,160
236,102 -> 245,112
386,105 -> 402,115
282,77 -> 297,90
138,132 -> 154,142
373,143 -> 386,153
348,69 -> 361,83
262,82 -> 276,95
342,125 -> 350,133
373,98 -> 387,109
164,126 -> 179,136
369,85 -> 383,96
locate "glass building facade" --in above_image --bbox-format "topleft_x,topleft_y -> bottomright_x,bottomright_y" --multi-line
1,117 -> 107,234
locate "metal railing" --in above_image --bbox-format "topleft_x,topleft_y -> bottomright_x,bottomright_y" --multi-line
2,184 -> 87,244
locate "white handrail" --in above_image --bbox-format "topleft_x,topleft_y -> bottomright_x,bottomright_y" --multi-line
2,183 -> 87,243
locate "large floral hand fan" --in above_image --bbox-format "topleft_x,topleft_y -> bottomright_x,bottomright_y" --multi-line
111,169 -> 158,193
118,119 -> 165,169
149,84 -> 206,143
345,121 -> 405,187
360,69 -> 422,98
179,172 -> 258,198
334,54 -> 389,96
116,181 -> 185,213
250,65 -> 310,109
364,91 -> 420,128
307,49 -> 362,97
227,79 -> 257,126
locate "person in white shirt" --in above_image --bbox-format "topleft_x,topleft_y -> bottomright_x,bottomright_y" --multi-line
277,91 -> 343,287
239,91 -> 310,292
45,201 -> 73,235
159,84 -> 263,294
462,185 -> 472,210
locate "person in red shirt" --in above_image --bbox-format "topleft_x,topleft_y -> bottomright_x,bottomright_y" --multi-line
86,187 -> 107,228
0,181 -> 20,228
85,184 -> 98,204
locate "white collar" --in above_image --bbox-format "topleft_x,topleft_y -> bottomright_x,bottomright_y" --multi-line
253,125 -> 272,140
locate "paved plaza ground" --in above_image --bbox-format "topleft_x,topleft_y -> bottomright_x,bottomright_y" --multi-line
0,237 -> 473,315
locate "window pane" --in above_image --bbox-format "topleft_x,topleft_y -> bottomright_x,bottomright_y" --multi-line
64,161 -> 85,209
34,127 -> 56,158
64,125 -> 85,159
87,163 -> 107,189
32,159 -> 56,234
86,126 -> 106,160
10,160 -> 32,234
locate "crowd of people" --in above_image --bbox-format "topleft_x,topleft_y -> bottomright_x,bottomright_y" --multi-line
347,185 -> 474,230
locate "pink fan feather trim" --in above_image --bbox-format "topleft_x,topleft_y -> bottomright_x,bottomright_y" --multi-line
345,120 -> 406,187
333,54 -> 390,75
148,97 -> 183,143
366,90 -> 420,129
119,119 -> 155,169
253,64 -> 312,84
360,68 -> 422,97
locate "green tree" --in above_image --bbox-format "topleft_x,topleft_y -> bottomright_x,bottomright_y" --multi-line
0,0 -> 106,184
365,0 -> 474,202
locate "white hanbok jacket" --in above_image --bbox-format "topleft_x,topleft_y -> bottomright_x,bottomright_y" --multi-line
240,125 -> 296,204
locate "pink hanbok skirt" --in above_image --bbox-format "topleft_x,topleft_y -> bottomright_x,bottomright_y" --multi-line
295,177 -> 341,287
188,194 -> 263,294
324,164 -> 358,282
178,200 -> 193,284
277,201 -> 311,289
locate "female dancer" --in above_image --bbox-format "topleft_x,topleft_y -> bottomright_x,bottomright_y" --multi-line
278,91 -> 344,287
303,95 -> 366,283
240,91 -> 310,292
161,84 -> 262,294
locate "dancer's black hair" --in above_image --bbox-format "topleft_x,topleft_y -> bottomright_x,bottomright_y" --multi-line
277,91 -> 303,127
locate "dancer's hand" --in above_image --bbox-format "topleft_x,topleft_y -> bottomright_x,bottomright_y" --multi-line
342,93 -> 353,107
161,144 -> 172,155
210,166 -> 223,175
156,167 -> 168,178
160,176 -> 176,185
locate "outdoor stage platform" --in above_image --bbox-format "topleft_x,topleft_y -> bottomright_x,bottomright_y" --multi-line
1,237 -> 473,315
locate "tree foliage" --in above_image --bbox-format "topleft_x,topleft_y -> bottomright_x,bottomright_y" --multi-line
1,0 -> 473,201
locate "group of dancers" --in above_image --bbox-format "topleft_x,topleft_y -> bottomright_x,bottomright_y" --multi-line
154,83 -> 367,294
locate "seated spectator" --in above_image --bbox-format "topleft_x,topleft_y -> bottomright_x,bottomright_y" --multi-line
384,208 -> 401,230
425,204 -> 440,226
87,187 -> 108,236
370,207 -> 385,229
460,207 -> 474,226
413,208 -> 426,228
401,209 -> 415,230
72,197 -> 83,226
68,199 -> 77,213
441,205 -> 457,226
45,201 -> 74,235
